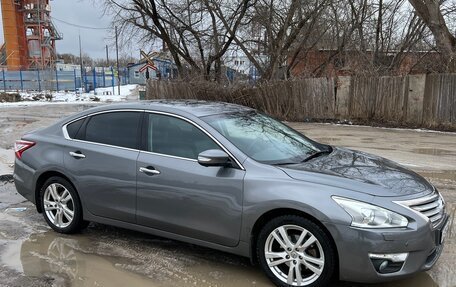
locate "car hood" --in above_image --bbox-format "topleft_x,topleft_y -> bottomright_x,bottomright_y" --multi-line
279,147 -> 434,197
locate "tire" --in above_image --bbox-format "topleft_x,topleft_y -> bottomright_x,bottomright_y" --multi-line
257,215 -> 336,287
40,176 -> 88,234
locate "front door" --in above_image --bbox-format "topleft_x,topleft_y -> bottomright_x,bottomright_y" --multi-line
136,113 -> 245,247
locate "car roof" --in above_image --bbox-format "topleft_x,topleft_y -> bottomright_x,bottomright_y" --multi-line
91,100 -> 254,117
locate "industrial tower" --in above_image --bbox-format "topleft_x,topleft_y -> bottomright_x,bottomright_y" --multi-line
0,0 -> 62,70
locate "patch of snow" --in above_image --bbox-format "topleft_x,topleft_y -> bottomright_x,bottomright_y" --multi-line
0,84 -> 139,108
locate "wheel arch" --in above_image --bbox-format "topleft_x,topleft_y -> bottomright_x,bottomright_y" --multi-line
249,208 -> 339,278
34,170 -> 78,213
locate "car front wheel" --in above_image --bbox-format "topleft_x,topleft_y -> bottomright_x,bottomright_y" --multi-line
257,215 -> 336,287
40,176 -> 87,233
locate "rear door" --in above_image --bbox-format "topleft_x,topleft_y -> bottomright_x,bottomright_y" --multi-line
63,111 -> 143,223
136,112 -> 245,247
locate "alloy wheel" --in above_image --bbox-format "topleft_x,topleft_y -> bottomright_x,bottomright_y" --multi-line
264,224 -> 325,286
43,183 -> 75,228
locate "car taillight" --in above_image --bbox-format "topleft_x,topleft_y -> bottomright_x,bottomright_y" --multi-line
14,140 -> 36,159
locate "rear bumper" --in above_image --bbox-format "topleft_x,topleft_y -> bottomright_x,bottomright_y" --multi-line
13,159 -> 37,205
326,214 -> 448,283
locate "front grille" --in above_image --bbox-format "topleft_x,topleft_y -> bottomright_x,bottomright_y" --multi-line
399,192 -> 445,227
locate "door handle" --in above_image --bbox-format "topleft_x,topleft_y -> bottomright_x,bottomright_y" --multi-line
139,167 -> 161,175
69,151 -> 86,159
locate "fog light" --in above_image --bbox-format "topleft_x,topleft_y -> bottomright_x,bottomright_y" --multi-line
378,260 -> 389,272
369,253 -> 408,274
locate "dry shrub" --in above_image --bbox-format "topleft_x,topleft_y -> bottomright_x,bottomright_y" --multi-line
146,75 -> 456,131
146,79 -> 335,121
0,93 -> 21,103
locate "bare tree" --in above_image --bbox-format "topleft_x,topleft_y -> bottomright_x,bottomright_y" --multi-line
306,0 -> 436,76
408,0 -> 456,69
218,0 -> 330,80
103,0 -> 253,80
102,0 -> 456,80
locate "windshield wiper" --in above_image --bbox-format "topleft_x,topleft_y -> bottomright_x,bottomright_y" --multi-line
301,147 -> 333,163
270,146 -> 333,166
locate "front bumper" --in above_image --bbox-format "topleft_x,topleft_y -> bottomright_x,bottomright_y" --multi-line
325,214 -> 449,283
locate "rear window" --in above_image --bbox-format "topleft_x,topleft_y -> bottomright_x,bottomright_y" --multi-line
84,112 -> 142,149
66,118 -> 84,139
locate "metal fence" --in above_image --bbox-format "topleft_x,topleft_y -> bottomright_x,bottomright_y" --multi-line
0,68 -> 130,92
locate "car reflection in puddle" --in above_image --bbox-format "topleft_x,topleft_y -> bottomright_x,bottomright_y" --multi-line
14,230 -> 271,287
15,232 -> 445,287
18,232 -> 162,287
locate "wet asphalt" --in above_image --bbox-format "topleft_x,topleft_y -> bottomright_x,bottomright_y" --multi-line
0,104 -> 454,287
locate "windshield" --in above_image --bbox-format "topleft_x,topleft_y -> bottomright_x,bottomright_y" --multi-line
202,111 -> 326,165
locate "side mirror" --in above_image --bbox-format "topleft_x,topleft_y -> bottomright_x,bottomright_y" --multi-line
198,149 -> 231,167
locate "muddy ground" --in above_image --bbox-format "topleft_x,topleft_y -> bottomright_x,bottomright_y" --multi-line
0,104 -> 454,287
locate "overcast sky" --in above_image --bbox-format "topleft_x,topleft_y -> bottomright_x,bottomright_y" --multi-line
0,0 -> 137,59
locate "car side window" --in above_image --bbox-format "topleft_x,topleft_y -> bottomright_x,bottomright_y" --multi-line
147,114 -> 219,159
84,112 -> 142,149
66,118 -> 84,139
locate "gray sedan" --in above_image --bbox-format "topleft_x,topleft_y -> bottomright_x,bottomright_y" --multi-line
13,101 -> 448,287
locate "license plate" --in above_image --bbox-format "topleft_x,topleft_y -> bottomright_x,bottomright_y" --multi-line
440,219 -> 450,244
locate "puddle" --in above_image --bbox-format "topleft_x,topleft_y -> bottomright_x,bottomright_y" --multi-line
1,227 -> 454,287
315,137 -> 341,143
360,138 -> 375,143
0,117 -> 38,124
3,233 -> 162,287
336,272 -> 440,286
368,147 -> 396,151
1,231 -> 270,287
0,174 -> 14,183
365,272 -> 439,287
413,148 -> 456,156
338,134 -> 356,137
418,170 -> 456,182
4,207 -> 27,213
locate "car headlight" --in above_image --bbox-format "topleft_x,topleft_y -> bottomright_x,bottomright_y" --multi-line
333,196 -> 408,228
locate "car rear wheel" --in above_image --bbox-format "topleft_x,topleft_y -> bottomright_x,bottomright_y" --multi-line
257,215 -> 335,287
40,176 -> 88,233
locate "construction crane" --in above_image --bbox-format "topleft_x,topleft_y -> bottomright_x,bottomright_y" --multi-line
0,0 -> 62,70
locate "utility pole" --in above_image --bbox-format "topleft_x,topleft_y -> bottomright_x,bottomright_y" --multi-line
79,34 -> 84,92
115,26 -> 121,96
37,0 -> 43,68
106,45 -> 109,65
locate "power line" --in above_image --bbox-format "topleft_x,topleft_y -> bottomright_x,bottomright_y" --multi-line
51,16 -> 110,30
